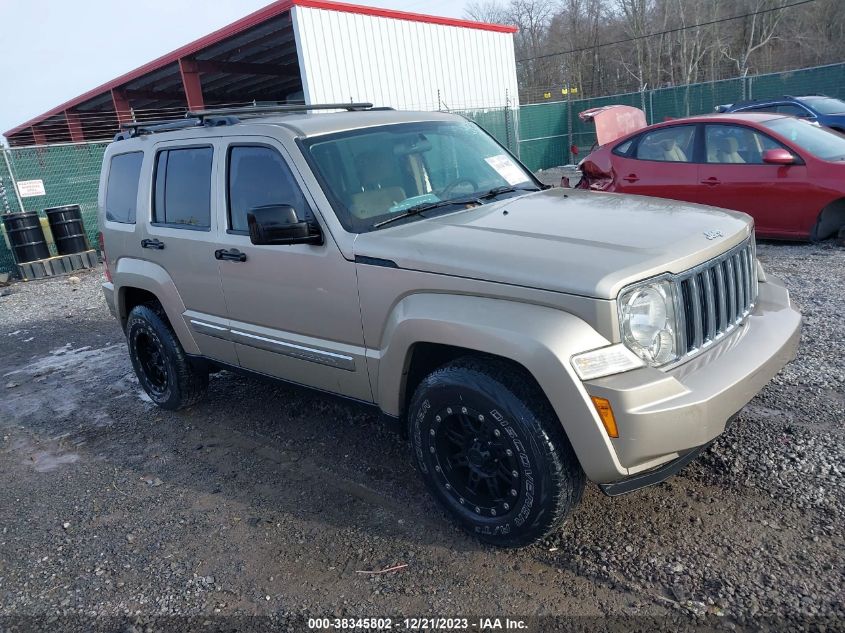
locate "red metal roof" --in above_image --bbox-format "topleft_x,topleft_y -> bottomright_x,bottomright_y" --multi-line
4,0 -> 516,138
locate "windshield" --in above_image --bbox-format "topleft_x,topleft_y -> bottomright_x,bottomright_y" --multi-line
762,117 -> 845,161
800,97 -> 845,115
303,121 -> 536,232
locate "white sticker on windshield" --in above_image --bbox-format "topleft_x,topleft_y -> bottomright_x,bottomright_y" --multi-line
485,154 -> 526,186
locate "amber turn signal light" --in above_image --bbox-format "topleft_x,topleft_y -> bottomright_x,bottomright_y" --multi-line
591,396 -> 618,438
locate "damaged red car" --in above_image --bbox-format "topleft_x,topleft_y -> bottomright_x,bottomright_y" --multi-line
577,112 -> 845,241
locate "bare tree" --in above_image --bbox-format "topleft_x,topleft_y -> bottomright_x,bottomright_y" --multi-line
615,0 -> 653,91
722,0 -> 789,78
505,0 -> 844,104
669,0 -> 719,112
464,0 -> 509,24
778,0 -> 845,67
545,0 -> 605,96
507,0 -> 556,89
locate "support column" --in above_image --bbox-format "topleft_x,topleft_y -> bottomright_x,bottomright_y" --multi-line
179,58 -> 205,111
65,110 -> 85,142
111,89 -> 133,125
32,127 -> 47,145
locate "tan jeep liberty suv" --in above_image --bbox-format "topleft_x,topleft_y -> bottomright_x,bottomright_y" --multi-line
98,103 -> 801,547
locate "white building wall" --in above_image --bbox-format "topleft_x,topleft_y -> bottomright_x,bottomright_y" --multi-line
291,6 -> 520,111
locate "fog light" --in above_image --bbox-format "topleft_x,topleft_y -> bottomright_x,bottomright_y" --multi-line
591,396 -> 618,438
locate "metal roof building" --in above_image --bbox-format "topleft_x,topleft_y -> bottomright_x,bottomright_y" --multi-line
3,0 -> 519,147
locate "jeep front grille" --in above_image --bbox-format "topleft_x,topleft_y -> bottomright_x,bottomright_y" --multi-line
677,237 -> 757,356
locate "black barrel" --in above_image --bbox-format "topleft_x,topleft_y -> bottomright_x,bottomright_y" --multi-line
44,205 -> 90,256
2,211 -> 50,264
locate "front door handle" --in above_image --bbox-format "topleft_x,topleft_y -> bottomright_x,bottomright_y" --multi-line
141,238 -> 165,250
214,248 -> 247,262
701,177 -> 721,186
623,173 -> 639,183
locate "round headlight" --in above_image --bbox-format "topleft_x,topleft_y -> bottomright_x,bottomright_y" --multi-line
619,281 -> 678,365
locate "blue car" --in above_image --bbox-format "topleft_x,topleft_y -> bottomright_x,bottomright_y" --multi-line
716,95 -> 845,133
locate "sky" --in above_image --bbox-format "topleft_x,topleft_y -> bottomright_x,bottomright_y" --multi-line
0,0 -> 470,141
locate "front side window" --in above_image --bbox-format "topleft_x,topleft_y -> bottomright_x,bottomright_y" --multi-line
762,117 -> 845,161
705,125 -> 783,164
227,146 -> 310,233
302,121 -> 536,232
105,152 -> 143,223
635,126 -> 695,162
153,147 -> 213,228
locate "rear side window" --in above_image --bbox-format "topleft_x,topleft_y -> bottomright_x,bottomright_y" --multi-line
742,105 -> 779,113
105,152 -> 143,223
613,139 -> 634,156
227,146 -> 311,233
776,104 -> 811,118
635,126 -> 695,162
153,147 -> 213,229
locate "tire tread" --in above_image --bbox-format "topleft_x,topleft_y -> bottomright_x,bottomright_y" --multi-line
127,303 -> 208,410
409,355 -> 585,547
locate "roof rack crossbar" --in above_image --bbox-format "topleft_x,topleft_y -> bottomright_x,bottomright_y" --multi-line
115,115 -> 244,141
186,102 -> 375,121
119,118 -> 201,131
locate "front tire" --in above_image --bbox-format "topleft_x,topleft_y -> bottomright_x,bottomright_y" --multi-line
408,357 -> 585,547
126,303 -> 208,410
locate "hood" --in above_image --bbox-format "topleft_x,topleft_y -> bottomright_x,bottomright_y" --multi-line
352,188 -> 753,299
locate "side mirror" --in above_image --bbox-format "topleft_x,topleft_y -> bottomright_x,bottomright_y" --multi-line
247,204 -> 322,246
762,148 -> 796,165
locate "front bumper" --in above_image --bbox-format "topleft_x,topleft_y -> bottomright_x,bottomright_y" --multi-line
598,436 -> 713,496
584,273 -> 801,484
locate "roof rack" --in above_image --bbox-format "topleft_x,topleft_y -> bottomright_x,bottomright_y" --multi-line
186,102 -> 376,122
114,114 -> 242,140
114,103 -> 384,141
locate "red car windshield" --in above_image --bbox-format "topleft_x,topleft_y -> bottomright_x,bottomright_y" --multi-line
762,118 -> 845,161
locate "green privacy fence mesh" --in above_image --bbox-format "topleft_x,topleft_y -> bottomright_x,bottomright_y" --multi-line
0,62 -> 842,275
0,142 -> 107,275
455,106 -> 519,156
517,61 -> 845,172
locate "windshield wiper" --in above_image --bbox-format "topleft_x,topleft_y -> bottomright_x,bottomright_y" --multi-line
372,185 -> 541,229
475,184 -> 541,200
373,198 -> 479,228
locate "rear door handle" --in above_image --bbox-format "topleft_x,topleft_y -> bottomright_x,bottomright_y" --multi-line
623,174 -> 639,183
141,238 -> 165,250
214,248 -> 247,262
701,177 -> 721,186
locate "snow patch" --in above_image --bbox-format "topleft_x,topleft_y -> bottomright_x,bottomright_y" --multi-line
7,344 -> 123,377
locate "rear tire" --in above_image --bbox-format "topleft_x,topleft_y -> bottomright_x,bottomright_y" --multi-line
126,303 -> 208,410
408,357 -> 585,548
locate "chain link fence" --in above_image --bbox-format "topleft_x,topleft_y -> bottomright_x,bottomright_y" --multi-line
0,142 -> 107,276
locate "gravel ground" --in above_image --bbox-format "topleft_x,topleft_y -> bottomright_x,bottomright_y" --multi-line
0,241 -> 842,632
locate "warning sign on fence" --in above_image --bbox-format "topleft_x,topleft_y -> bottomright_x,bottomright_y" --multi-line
16,179 -> 46,198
